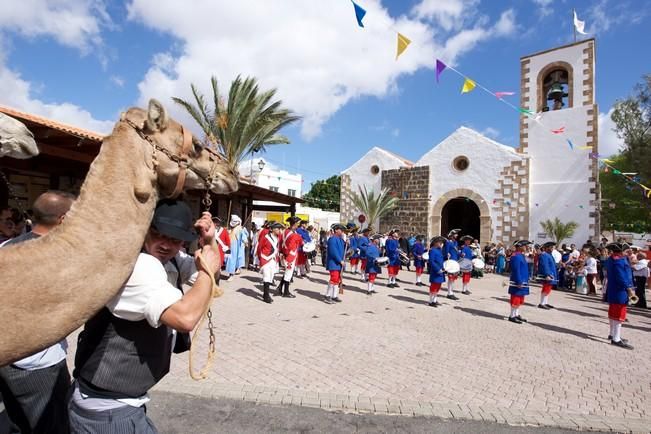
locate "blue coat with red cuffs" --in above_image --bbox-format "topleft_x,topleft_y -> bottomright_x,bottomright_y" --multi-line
604,255 -> 633,305
428,247 -> 445,284
508,252 -> 530,296
326,235 -> 345,271
364,244 -> 382,274
385,238 -> 400,266
412,241 -> 425,268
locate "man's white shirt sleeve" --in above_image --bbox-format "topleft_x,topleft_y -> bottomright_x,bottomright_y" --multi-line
107,253 -> 182,328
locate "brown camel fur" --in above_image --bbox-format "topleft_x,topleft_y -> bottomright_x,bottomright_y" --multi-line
0,112 -> 39,159
0,99 -> 238,366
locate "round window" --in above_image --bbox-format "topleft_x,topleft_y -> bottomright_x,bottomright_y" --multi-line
452,156 -> 470,172
370,165 -> 380,175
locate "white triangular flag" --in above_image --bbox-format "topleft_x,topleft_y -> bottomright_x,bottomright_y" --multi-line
573,10 -> 588,35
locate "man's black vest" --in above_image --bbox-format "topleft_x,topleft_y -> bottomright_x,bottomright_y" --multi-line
73,307 -> 172,398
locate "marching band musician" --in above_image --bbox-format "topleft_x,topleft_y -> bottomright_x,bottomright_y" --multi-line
358,228 -> 371,282
325,223 -> 346,303
385,229 -> 401,288
443,229 -> 461,300
295,220 -> 311,277
459,235 -> 475,295
604,243 -> 635,349
348,226 -> 361,275
537,241 -> 558,309
258,222 -> 284,304
277,216 -> 302,298
428,236 -> 446,307
508,240 -> 532,324
364,234 -> 383,294
412,235 -> 426,286
213,216 -> 232,265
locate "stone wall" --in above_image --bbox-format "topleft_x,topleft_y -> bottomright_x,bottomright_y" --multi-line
492,159 -> 530,244
379,166 -> 430,235
339,173 -> 354,224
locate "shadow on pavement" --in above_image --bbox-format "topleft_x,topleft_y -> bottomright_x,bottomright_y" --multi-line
387,294 -> 429,306
453,306 -> 505,321
236,287 -> 262,301
552,306 -> 602,319
403,287 -> 429,295
295,288 -> 330,303
527,321 -> 603,342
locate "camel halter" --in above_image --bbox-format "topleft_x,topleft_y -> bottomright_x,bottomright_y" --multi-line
122,116 -> 226,380
121,116 -> 225,200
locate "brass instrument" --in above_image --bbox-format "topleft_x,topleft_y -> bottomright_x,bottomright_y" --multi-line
629,294 -> 640,305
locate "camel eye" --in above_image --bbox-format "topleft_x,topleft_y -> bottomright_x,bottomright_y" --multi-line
192,138 -> 203,154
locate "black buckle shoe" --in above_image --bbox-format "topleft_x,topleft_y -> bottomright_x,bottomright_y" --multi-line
516,315 -> 527,323
611,340 -> 634,349
508,317 -> 522,324
538,304 -> 551,309
446,294 -> 459,300
332,297 -> 342,303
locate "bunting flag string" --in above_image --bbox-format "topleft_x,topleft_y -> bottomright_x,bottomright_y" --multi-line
396,33 -> 411,59
461,78 -> 476,94
351,0 -> 366,27
590,155 -> 651,199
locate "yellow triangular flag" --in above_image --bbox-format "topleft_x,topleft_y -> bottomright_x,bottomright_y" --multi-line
578,146 -> 592,150
396,33 -> 411,59
461,78 -> 476,94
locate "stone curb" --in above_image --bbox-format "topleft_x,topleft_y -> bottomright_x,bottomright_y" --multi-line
155,382 -> 651,433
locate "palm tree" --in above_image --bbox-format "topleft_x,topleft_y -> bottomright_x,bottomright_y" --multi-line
173,75 -> 300,171
348,186 -> 399,231
540,218 -> 579,244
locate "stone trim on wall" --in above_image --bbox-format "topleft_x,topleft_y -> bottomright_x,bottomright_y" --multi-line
430,188 -> 492,246
492,159 -> 530,245
339,174 -> 354,224
518,58 -> 531,154
379,166 -> 430,235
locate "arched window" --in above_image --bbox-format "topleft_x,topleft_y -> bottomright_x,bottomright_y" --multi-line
537,62 -> 573,112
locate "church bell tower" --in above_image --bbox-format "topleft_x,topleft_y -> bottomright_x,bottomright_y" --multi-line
520,38 -> 599,244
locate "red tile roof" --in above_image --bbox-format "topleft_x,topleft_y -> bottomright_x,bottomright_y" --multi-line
0,105 -> 104,143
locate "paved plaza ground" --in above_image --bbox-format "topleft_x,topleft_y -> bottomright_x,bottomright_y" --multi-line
68,264 -> 649,432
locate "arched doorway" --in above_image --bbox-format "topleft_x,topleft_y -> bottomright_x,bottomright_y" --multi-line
430,188 -> 492,245
441,197 -> 480,239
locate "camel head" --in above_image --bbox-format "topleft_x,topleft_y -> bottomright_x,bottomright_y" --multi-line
0,113 -> 39,159
120,99 -> 239,200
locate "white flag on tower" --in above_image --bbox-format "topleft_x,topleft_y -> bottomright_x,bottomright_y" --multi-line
573,10 -> 588,35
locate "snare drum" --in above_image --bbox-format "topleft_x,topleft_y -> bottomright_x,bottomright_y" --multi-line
459,258 -> 473,272
471,258 -> 485,270
376,256 -> 389,265
422,251 -> 429,261
302,241 -> 316,253
443,260 -> 460,274
399,251 -> 410,266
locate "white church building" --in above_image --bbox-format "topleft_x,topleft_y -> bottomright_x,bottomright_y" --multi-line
340,39 -> 599,246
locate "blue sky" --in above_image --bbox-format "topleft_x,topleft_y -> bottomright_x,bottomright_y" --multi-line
0,0 -> 649,188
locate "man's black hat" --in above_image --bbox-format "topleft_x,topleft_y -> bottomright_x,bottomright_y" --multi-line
152,199 -> 197,242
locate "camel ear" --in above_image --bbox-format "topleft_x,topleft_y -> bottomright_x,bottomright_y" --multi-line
146,99 -> 169,132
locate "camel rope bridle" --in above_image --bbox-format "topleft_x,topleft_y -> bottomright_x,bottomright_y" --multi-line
121,115 -> 225,380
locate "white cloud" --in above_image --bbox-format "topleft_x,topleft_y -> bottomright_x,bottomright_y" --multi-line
0,58 -> 113,134
411,0 -> 479,31
128,0 -> 517,140
0,0 -> 111,53
583,0 -> 645,34
531,0 -> 554,17
110,75 -> 124,87
480,126 -> 500,139
598,108 -> 625,157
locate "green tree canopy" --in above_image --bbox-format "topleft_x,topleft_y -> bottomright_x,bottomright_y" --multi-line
302,175 -> 340,211
540,218 -> 578,244
173,75 -> 300,171
348,186 -> 399,231
599,154 -> 651,232
604,74 -> 651,232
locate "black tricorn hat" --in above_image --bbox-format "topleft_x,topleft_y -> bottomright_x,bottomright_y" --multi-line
513,239 -> 533,248
542,241 -> 556,249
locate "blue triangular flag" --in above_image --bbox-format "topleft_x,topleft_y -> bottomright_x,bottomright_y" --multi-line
567,139 -> 574,150
352,0 -> 366,27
